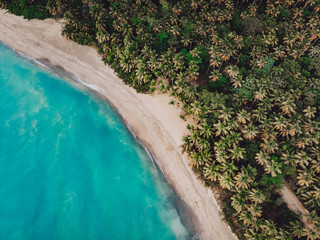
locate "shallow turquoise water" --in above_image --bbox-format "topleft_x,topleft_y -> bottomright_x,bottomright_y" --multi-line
0,43 -> 190,239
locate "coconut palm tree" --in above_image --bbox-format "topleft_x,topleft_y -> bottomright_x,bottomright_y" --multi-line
297,168 -> 314,187
198,122 -> 214,139
220,161 -> 238,177
234,167 -> 254,189
262,220 -> 278,236
248,204 -> 262,218
215,150 -> 228,163
264,158 -> 282,177
249,189 -> 266,204
302,227 -> 319,240
204,163 -> 221,182
296,151 -> 310,168
214,120 -> 231,136
239,210 -> 256,226
229,144 -> 245,161
219,173 -> 234,190
281,151 -> 297,167
303,106 -> 317,118
311,159 -> 320,174
255,151 -> 270,166
242,123 -> 258,140
244,229 -> 263,240
231,193 -> 247,213
280,99 -> 296,116
218,107 -> 234,121
236,109 -> 251,125
289,220 -> 304,238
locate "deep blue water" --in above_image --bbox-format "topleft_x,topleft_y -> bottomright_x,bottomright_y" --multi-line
0,43 -> 190,239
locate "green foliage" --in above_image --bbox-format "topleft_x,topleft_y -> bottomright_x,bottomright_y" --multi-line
239,54 -> 249,67
242,37 -> 252,53
278,8 -> 290,21
255,56 -> 274,76
298,57 -> 311,70
232,13 -> 243,33
131,18 -> 142,26
5,0 -> 51,19
242,16 -> 263,35
303,9 -> 311,17
260,174 -> 284,190
155,31 -> 171,53
216,23 -> 231,38
209,76 -> 227,92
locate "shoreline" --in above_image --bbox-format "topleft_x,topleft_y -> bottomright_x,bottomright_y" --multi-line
0,10 -> 237,240
1,43 -> 198,236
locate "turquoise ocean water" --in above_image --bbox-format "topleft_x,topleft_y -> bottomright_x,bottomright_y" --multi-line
0,43 -> 191,239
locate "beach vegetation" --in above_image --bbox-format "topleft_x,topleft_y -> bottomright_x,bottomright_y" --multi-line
1,0 -> 320,239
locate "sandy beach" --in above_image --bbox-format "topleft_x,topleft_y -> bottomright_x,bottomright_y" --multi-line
0,10 -> 237,240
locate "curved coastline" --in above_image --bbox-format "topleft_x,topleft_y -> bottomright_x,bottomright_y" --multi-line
0,45 -> 197,237
0,10 -> 237,240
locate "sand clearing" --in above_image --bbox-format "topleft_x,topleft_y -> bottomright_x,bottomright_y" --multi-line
0,10 -> 237,240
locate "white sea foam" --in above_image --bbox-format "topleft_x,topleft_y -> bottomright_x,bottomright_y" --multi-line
0,38 -> 51,70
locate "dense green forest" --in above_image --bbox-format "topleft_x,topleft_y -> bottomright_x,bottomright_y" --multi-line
1,0 -> 320,239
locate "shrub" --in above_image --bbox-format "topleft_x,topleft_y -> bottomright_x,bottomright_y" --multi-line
209,75 -> 227,92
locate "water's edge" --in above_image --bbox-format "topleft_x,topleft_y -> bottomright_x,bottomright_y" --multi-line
0,39 -> 200,239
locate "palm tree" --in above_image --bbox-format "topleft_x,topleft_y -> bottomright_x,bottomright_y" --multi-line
220,161 -> 238,177
296,137 -> 308,149
264,158 -> 282,177
289,220 -> 304,238
242,123 -> 258,140
234,167 -> 254,189
226,65 -> 239,79
296,151 -> 310,168
236,109 -> 251,125
260,139 -> 278,154
182,135 -> 193,153
301,191 -> 319,209
249,189 -> 265,204
297,168 -> 314,187
280,99 -> 296,115
221,135 -> 234,148
281,151 -> 297,167
254,90 -> 267,101
253,107 -> 268,123
230,132 -> 243,145
255,151 -> 270,166
231,75 -> 244,88
248,204 -> 262,218
218,107 -> 234,121
262,220 -> 278,236
307,210 -> 320,226
214,120 -> 230,136
273,115 -> 287,132
239,210 -> 256,226
196,138 -> 210,152
204,163 -> 221,182
190,151 -> 205,168
302,227 -> 319,240
231,193 -> 247,213
198,122 -> 214,139
311,159 -> 320,174
244,229 -> 263,240
219,173 -> 234,190
215,150 -> 228,163
303,106 -> 317,118
229,144 -> 245,161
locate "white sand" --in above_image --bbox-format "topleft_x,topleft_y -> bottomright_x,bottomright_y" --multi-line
0,10 -> 237,240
